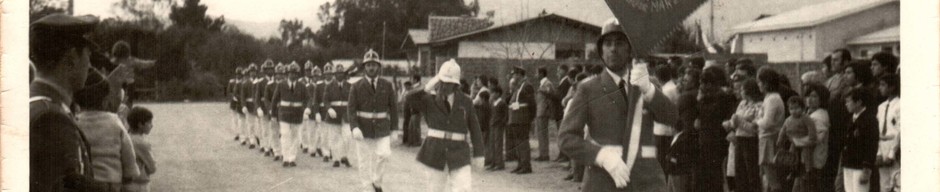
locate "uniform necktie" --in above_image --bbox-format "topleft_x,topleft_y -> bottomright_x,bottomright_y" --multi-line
618,80 -> 628,101
371,79 -> 377,91
882,99 -> 891,135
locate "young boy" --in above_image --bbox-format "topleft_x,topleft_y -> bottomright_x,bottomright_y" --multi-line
126,107 -> 157,192
779,96 -> 818,171
73,71 -> 141,191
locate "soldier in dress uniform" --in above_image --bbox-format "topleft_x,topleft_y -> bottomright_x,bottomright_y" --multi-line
317,63 -> 336,161
30,13 -> 117,192
253,61 -> 275,153
264,62 -> 286,161
305,65 -> 326,157
559,18 -> 678,191
404,59 -> 485,192
348,50 -> 400,192
508,66 -> 536,174
229,67 -> 245,142
300,61 -> 314,153
271,62 -> 308,167
241,63 -> 261,148
323,64 -> 354,168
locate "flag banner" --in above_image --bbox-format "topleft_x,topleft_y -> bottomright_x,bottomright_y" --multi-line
604,0 -> 708,55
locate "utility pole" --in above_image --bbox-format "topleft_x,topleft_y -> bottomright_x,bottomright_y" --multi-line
382,21 -> 387,60
709,0 -> 715,41
68,0 -> 75,15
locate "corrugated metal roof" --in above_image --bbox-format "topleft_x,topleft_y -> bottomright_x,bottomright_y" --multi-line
847,25 -> 899,45
732,0 -> 897,34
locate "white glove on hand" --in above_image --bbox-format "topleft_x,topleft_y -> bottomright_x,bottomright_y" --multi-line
304,109 -> 312,120
315,114 -> 322,122
328,108 -> 337,118
596,146 -> 630,188
471,157 -> 485,170
391,130 -> 403,140
352,128 -> 364,139
257,108 -> 265,117
630,59 -> 654,97
242,107 -> 248,114
509,102 -> 520,110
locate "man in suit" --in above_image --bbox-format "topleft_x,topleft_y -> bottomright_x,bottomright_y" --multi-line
841,90 -> 879,192
271,62 -> 308,167
508,67 -> 536,174
535,67 -> 557,161
405,59 -> 485,191
347,49 -> 400,192
30,13 -> 118,192
324,64 -> 354,168
559,18 -> 678,191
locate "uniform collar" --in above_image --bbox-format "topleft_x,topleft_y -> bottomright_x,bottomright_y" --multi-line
31,78 -> 73,105
605,68 -> 629,85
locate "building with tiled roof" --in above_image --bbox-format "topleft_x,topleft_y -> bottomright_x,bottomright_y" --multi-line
403,13 -> 600,71
730,0 -> 898,62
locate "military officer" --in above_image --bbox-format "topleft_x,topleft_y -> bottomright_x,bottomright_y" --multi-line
317,63 -> 336,161
270,62 -> 308,167
253,61 -> 275,153
348,50 -> 400,192
229,67 -> 245,142
299,61 -> 314,153
559,18 -> 678,191
30,13 -> 117,192
241,63 -> 261,148
323,64 -> 354,168
264,62 -> 286,161
404,59 -> 485,192
306,65 -> 327,158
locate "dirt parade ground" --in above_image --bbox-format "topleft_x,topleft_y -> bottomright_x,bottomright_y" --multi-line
143,102 -> 586,192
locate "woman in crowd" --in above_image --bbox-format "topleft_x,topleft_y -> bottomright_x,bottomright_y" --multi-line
802,83 -> 831,191
755,68 -> 788,192
694,67 -> 738,191
725,78 -> 763,192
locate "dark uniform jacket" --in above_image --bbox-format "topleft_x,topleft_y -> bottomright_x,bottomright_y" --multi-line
304,79 -> 322,120
250,78 -> 269,116
841,108 -> 878,169
228,78 -> 240,111
240,78 -> 258,114
30,81 -> 113,192
509,82 -> 536,125
405,90 -> 485,170
262,79 -> 279,119
559,72 -> 678,192
322,80 -> 351,124
272,79 -> 309,124
348,77 -> 399,139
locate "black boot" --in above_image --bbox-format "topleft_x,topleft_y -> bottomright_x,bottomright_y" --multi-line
273,155 -> 282,161
333,161 -> 341,167
373,184 -> 383,192
340,157 -> 352,167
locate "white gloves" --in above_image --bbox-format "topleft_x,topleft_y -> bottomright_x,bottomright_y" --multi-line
328,108 -> 337,118
242,107 -> 248,114
471,157 -> 485,170
304,109 -> 312,119
596,146 -> 630,188
315,114 -> 322,122
257,108 -> 265,117
630,59 -> 655,98
352,128 -> 364,139
391,130 -> 402,140
509,102 -> 521,110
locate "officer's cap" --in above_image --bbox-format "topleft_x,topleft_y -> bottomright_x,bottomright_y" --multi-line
304,60 -> 314,70
30,14 -> 100,69
275,63 -> 286,74
312,66 -> 322,74
287,61 -> 301,73
596,18 -> 633,58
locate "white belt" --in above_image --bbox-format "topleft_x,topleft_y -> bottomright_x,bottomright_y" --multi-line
511,102 -> 528,107
279,101 -> 304,107
246,98 -> 255,102
356,111 -> 388,119
427,129 -> 466,141
330,101 -> 348,107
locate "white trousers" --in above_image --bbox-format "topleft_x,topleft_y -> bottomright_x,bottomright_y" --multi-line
256,114 -> 269,148
879,162 -> 900,192
303,119 -> 323,150
425,164 -> 472,192
843,167 -> 872,192
279,122 -> 302,162
247,115 -> 260,145
230,111 -> 241,138
324,123 -> 351,158
355,136 -> 391,189
268,119 -> 282,155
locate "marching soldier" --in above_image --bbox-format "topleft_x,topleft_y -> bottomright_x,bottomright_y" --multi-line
271,62 -> 308,167
317,63 -> 336,161
348,50 -> 400,192
229,67 -> 245,142
404,59 -> 485,191
241,63 -> 261,148
559,18 -> 678,191
323,64 -> 354,168
253,61 -> 275,153
30,13 -> 117,192
306,65 -> 327,158
264,62 -> 287,161
300,61 -> 314,153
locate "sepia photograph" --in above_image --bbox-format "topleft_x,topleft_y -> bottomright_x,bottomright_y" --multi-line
17,0 -> 924,191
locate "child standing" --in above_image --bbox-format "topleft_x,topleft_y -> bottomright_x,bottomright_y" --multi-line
777,96 -> 817,192
74,71 -> 141,191
126,107 -> 157,192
